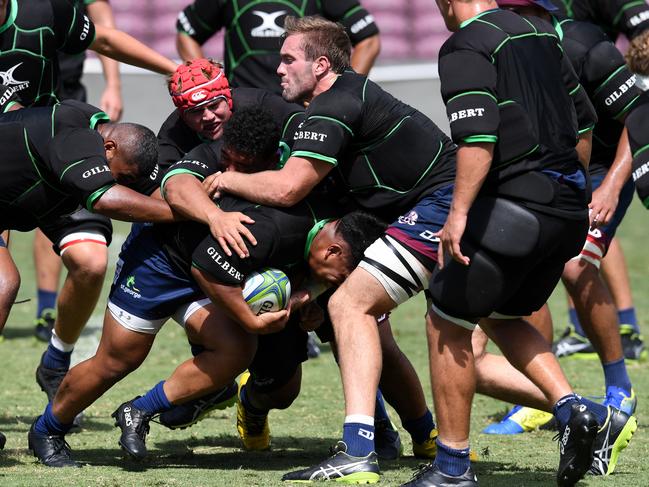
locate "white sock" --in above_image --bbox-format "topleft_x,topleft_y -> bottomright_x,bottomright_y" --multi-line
50,330 -> 75,352
344,414 -> 374,426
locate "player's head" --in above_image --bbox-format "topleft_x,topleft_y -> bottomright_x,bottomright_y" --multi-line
97,122 -> 158,186
435,0 -> 500,31
307,212 -> 387,286
626,31 -> 649,76
169,59 -> 233,140
278,16 -> 351,103
222,107 -> 281,173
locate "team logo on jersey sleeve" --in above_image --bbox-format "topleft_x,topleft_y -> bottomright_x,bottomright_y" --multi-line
251,11 -> 286,38
0,63 -> 30,93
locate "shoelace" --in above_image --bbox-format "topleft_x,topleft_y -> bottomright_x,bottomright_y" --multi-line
245,411 -> 267,435
49,436 -> 74,459
409,463 -> 435,481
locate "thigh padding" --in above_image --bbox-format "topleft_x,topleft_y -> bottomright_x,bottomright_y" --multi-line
429,243 -> 504,319
465,197 -> 540,257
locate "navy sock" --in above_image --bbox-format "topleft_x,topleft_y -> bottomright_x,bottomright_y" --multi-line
402,409 -> 435,444
190,342 -> 205,357
36,289 -> 57,318
553,394 -> 580,429
578,397 -> 609,425
42,343 -> 72,370
34,403 -> 73,436
132,381 -> 173,415
568,308 -> 586,336
603,358 -> 632,394
342,421 -> 375,457
434,439 -> 470,476
240,384 -> 268,416
619,308 -> 640,334
374,389 -> 390,425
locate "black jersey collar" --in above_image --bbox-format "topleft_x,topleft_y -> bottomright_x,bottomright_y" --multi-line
0,0 -> 17,35
459,8 -> 500,29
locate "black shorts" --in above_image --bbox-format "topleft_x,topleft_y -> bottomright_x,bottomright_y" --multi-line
39,206 -> 113,254
248,317 -> 307,393
431,199 -> 588,321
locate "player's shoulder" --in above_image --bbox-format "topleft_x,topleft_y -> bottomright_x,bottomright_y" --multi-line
307,71 -> 364,117
560,17 -> 609,48
53,100 -> 106,131
13,0 -> 56,27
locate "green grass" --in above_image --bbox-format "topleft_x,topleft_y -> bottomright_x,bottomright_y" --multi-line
1,201 -> 648,486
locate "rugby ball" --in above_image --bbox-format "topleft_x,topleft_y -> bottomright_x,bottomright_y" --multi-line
242,267 -> 291,315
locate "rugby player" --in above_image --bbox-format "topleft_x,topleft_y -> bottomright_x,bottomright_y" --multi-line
28,106 -> 385,467
205,16 -> 463,483
481,0 -> 640,438
33,0 -> 124,344
553,0 -> 649,363
175,0 -> 380,93
409,1 -> 636,485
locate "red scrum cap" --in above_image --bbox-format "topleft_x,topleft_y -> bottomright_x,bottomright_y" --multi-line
169,59 -> 233,112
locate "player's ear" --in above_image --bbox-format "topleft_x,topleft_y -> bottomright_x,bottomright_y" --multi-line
314,55 -> 331,76
103,139 -> 117,160
325,243 -> 344,259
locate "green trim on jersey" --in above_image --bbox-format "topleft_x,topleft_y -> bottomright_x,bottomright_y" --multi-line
349,140 -> 445,195
632,143 -> 649,159
278,141 -> 290,168
3,101 -> 19,113
593,66 -> 627,97
291,150 -> 337,166
448,90 -> 497,104
492,32 -> 558,58
90,111 -> 110,129
343,5 -> 363,20
58,159 -> 86,182
160,168 -> 205,198
308,115 -> 354,136
303,218 -> 333,260
281,112 -> 302,138
613,1 -> 646,26
459,8 -> 500,29
0,0 -> 18,35
85,182 -> 115,211
578,124 -> 595,134
614,95 -> 641,120
643,195 -> 649,209
569,84 -> 582,96
463,135 -> 498,143
358,116 -> 411,153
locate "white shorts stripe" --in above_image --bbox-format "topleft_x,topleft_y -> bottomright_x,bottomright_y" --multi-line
430,302 -> 477,330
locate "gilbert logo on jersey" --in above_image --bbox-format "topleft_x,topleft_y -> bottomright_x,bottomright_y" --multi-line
251,10 -> 286,38
0,63 -> 30,93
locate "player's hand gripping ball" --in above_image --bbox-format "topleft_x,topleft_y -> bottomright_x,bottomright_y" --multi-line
242,268 -> 291,315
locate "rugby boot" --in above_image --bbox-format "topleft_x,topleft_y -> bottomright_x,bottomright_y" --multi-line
36,352 -> 66,402
34,308 -> 55,342
282,441 -> 380,483
236,371 -> 270,450
374,419 -> 403,460
553,326 -> 597,359
112,398 -> 152,460
603,387 -> 637,416
556,403 -> 599,487
589,406 -> 637,476
482,405 -> 554,434
413,429 -> 479,462
28,419 -> 80,468
401,463 -> 478,487
620,325 -> 648,361
158,381 -> 237,430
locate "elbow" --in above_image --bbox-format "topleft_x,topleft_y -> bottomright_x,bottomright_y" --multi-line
276,183 -> 306,207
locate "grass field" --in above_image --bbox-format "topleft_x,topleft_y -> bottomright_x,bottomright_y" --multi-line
1,200 -> 648,487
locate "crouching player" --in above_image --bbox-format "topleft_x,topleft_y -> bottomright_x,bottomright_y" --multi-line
27,106 -> 384,466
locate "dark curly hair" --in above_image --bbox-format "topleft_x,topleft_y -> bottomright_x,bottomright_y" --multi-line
223,107 -> 281,161
335,211 -> 387,269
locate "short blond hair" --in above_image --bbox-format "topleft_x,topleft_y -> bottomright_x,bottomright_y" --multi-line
283,16 -> 351,73
626,31 -> 649,75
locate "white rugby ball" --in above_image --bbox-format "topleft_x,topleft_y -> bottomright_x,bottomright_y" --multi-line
242,267 -> 291,315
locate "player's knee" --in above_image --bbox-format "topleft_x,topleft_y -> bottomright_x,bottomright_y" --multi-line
63,244 -> 108,284
102,354 -> 142,380
0,265 -> 20,302
562,257 -> 598,289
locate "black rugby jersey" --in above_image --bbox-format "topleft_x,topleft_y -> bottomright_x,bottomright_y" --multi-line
556,16 -> 641,174
625,92 -> 649,207
57,0 -> 95,98
0,0 -> 95,107
288,70 -> 457,222
557,0 -> 649,40
0,100 -> 112,232
151,86 -> 304,195
438,9 -> 596,192
176,0 -> 378,94
153,139 -> 336,283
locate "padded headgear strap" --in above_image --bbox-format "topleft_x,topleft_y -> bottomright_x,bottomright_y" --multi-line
169,59 -> 232,112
